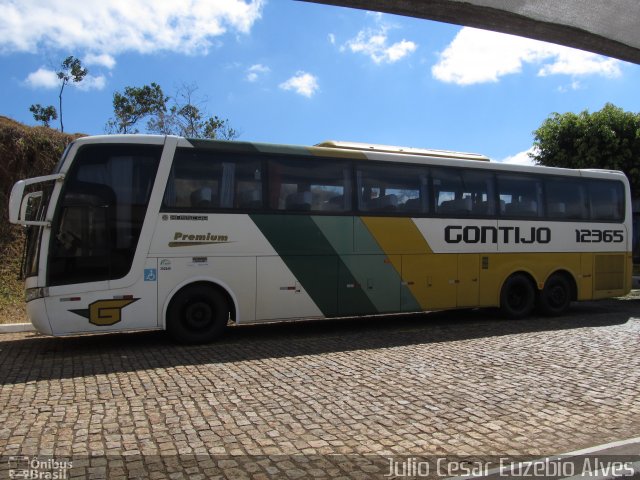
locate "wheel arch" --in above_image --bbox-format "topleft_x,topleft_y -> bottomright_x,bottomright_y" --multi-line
161,277 -> 238,330
500,269 -> 539,295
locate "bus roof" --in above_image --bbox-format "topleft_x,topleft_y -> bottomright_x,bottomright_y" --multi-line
315,140 -> 490,161
70,135 -> 626,182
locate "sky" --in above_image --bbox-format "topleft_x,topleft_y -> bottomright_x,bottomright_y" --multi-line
2,0 -> 640,165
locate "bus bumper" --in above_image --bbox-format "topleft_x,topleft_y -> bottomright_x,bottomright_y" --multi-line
26,299 -> 53,335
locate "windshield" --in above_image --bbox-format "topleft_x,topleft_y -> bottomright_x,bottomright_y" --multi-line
53,142 -> 73,174
48,144 -> 162,286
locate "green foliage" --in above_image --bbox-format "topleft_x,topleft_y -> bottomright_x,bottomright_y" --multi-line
56,56 -> 88,132
202,115 -> 238,141
29,104 -> 58,127
107,82 -> 168,134
57,56 -> 88,84
531,103 -> 640,195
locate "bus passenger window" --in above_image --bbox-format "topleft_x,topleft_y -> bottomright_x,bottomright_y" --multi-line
433,167 -> 494,217
356,163 -> 427,214
233,162 -> 263,209
497,174 -> 543,218
546,178 -> 587,219
236,183 -> 262,209
163,149 -> 263,211
190,187 -> 215,208
588,180 -> 623,221
269,158 -> 351,212
164,150 -> 221,209
286,191 -> 312,210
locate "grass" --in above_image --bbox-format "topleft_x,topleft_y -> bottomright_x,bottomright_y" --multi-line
0,116 -> 79,325
0,230 -> 28,324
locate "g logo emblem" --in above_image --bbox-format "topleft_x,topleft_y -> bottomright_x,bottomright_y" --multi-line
70,298 -> 139,326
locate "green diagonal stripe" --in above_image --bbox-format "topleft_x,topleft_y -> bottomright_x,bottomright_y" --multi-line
250,214 -> 376,316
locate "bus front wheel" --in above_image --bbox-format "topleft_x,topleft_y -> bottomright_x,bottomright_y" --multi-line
166,283 -> 229,344
500,273 -> 535,319
537,273 -> 571,316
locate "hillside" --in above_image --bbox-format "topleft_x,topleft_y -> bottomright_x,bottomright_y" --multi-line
0,116 -> 82,323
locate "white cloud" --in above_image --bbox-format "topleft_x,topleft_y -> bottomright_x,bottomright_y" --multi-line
557,80 -> 583,92
537,51 -> 620,77
499,148 -> 536,166
432,27 -> 622,86
84,53 -> 116,69
75,74 -> 107,91
344,27 -> 417,64
0,0 -> 264,56
25,67 -> 106,91
365,11 -> 384,22
384,39 -> 417,63
328,33 -> 336,45
25,67 -> 58,89
279,71 -> 319,98
246,63 -> 270,82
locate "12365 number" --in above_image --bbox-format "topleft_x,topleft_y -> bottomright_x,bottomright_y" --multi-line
575,229 -> 624,243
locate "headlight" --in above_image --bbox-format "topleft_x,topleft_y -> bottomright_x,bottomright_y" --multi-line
25,287 -> 48,303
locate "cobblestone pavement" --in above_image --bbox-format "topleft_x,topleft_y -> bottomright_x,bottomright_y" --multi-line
1,299 -> 639,479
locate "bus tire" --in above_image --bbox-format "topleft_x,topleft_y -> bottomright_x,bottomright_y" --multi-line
500,273 -> 535,319
166,283 -> 229,344
537,273 -> 571,316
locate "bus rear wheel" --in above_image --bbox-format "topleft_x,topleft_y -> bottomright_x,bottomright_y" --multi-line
500,273 -> 535,319
167,283 -> 229,344
537,273 -> 571,316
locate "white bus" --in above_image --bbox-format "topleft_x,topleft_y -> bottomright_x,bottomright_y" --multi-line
632,198 -> 640,288
9,135 -> 632,343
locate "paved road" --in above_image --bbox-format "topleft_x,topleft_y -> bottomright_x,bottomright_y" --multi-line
0,299 -> 639,479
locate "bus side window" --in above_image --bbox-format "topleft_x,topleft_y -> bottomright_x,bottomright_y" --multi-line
233,161 -> 263,210
164,150 -> 221,209
190,187 -> 215,208
588,180 -> 623,221
546,178 -> 588,220
236,183 -> 262,209
269,158 -> 351,212
497,174 -> 543,218
356,163 -> 426,214
163,149 -> 263,211
433,167 -> 493,217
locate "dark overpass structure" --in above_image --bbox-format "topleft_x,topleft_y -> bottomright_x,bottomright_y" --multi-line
302,0 -> 640,64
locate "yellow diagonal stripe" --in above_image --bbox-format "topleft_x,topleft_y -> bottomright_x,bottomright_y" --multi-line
360,217 -> 432,256
361,217 -> 434,310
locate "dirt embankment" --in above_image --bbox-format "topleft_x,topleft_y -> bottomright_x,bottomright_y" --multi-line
0,116 -> 82,323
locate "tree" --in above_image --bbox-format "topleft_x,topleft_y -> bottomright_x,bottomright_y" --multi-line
147,83 -> 239,140
202,115 -> 238,141
531,103 -> 640,195
106,83 -> 168,134
29,104 -> 58,128
56,56 -> 88,132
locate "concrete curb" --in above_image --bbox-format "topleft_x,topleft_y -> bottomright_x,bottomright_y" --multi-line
562,436 -> 640,456
445,436 -> 640,480
0,323 -> 35,333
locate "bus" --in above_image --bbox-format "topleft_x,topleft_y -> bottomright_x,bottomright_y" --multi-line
633,198 -> 640,288
9,135 -> 632,343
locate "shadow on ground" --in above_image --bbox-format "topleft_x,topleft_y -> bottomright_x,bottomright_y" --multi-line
0,298 -> 637,384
